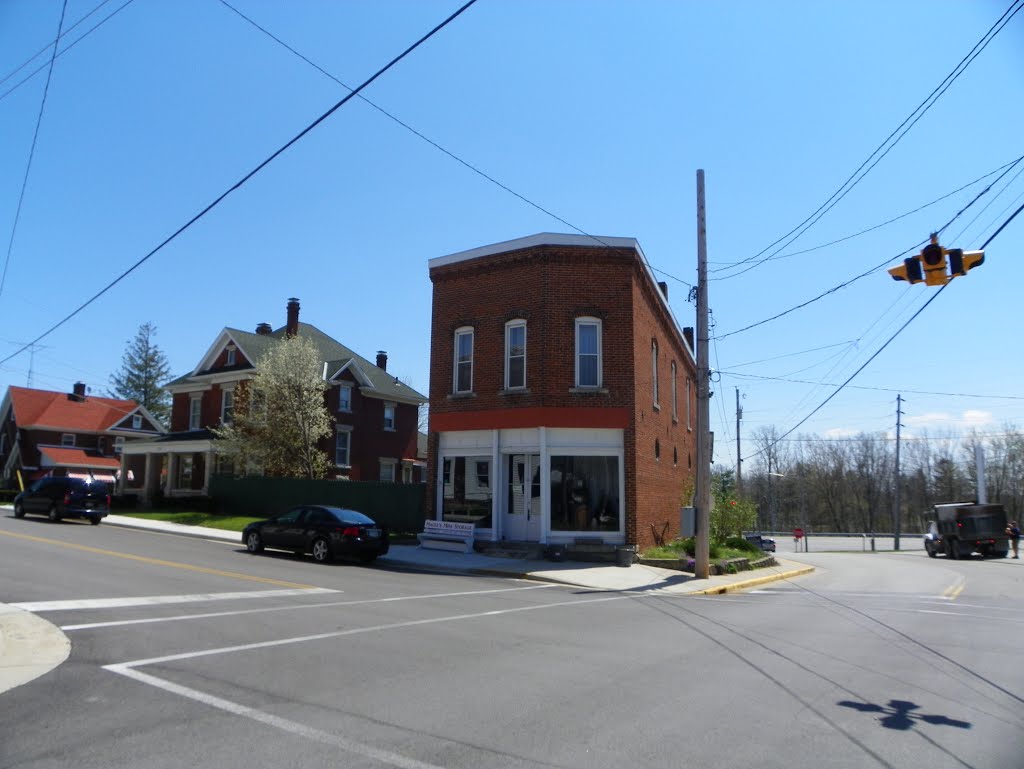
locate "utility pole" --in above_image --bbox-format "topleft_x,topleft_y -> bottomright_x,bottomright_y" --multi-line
695,170 -> 711,580
735,388 -> 743,497
893,394 -> 903,551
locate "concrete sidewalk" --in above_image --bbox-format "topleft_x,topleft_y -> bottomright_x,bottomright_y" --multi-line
97,514 -> 814,596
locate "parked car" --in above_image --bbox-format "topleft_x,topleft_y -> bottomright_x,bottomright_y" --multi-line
242,505 -> 389,564
13,476 -> 110,524
744,533 -> 776,553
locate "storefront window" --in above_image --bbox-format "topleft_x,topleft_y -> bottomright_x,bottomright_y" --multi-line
550,455 -> 619,532
441,456 -> 492,527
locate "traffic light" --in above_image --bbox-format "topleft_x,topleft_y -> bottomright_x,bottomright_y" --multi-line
948,248 -> 985,277
888,256 -> 925,284
921,235 -> 948,286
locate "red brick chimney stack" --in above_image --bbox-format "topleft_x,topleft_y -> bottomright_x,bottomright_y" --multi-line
376,351 -> 388,371
286,298 -> 300,337
255,322 -> 272,336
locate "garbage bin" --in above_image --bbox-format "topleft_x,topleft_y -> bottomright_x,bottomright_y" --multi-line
616,546 -> 636,567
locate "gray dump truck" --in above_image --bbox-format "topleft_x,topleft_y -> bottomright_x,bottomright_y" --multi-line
923,502 -> 1009,559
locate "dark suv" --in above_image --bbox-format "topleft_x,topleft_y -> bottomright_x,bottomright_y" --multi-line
14,477 -> 111,524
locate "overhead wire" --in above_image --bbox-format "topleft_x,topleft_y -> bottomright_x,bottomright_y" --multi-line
0,0 -> 481,369
0,0 -> 137,104
0,0 -> 69,301
712,0 -> 1024,279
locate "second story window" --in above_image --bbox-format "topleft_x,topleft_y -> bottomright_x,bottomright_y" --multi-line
652,340 -> 659,407
575,318 -> 602,388
61,433 -> 75,447
671,361 -> 678,421
454,327 -> 473,394
383,403 -> 396,431
114,436 -> 125,454
189,396 -> 202,430
221,389 -> 234,425
226,347 -> 236,366
505,320 -> 526,390
338,383 -> 353,412
687,378 -> 692,430
132,414 -> 142,429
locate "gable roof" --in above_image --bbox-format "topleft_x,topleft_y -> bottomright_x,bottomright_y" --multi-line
170,322 -> 426,403
5,386 -> 156,433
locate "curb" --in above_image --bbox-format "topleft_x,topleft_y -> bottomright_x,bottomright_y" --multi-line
688,565 -> 816,595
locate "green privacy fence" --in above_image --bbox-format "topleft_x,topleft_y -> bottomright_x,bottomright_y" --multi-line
209,475 -> 427,533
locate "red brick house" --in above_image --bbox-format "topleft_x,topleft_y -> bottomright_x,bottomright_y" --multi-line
0,383 -> 165,490
427,233 -> 698,550
121,298 -> 426,502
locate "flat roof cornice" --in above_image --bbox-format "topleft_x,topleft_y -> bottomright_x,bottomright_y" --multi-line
428,232 -> 643,270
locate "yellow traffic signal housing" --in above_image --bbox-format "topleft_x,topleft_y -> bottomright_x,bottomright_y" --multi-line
948,248 -> 985,277
888,257 -> 925,284
920,235 -> 948,286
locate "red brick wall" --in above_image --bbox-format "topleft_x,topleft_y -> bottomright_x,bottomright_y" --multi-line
427,242 -> 698,548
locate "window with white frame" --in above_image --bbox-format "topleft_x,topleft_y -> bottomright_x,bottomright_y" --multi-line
335,428 -> 351,467
379,458 -> 396,483
189,396 -> 202,430
338,383 -> 353,412
114,436 -> 125,454
132,414 -> 142,429
221,388 -> 234,425
575,317 -> 602,388
505,320 -> 526,390
383,402 -> 396,431
454,327 -> 473,393
61,433 -> 75,447
652,340 -> 659,407
226,346 -> 236,366
686,377 -> 692,430
671,361 -> 678,421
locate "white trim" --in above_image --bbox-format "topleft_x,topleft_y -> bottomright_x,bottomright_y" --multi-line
504,319 -> 527,390
574,317 -> 602,389
453,326 -> 474,394
429,233 -> 640,269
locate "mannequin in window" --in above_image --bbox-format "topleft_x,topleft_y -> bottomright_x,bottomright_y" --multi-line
572,477 -> 589,530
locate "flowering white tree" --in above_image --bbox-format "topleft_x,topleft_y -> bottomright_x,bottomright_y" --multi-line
214,334 -> 332,479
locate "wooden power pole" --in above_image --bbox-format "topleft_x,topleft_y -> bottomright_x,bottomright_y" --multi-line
695,170 -> 711,579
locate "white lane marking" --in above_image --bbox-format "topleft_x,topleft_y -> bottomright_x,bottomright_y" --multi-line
106,665 -> 446,769
13,588 -> 339,612
916,609 -> 1024,623
62,584 -> 558,631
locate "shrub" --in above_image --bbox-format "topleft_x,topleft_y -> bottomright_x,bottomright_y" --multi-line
724,536 -> 760,553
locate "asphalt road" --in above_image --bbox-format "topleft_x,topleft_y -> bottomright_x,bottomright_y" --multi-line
2,514 -> 1022,769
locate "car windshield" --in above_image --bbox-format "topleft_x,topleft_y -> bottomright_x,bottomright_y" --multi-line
325,507 -> 376,525
72,479 -> 109,494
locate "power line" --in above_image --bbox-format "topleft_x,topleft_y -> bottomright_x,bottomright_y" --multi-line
0,0 -> 112,88
215,0 -> 695,292
0,0 -> 481,370
712,0 -> 1024,280
741,200 -> 1024,462
721,371 -> 1024,401
0,0 -> 69,301
715,153 -> 1024,340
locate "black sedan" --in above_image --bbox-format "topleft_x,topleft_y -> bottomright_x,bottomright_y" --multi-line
242,505 -> 389,564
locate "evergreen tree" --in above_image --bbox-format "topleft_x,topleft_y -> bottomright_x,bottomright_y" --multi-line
109,322 -> 171,427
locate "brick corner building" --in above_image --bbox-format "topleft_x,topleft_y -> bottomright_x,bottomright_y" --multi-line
427,233 -> 697,550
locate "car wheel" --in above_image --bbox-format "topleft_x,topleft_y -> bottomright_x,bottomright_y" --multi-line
89,517 -> 101,526
48,505 -> 61,523
245,531 -> 264,554
926,543 -> 937,558
311,537 -> 332,564
13,502 -> 25,518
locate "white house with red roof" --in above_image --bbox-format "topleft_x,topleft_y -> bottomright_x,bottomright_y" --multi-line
0,383 -> 165,490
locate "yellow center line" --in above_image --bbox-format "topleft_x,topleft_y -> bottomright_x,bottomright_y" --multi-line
942,577 -> 966,600
0,529 -> 318,589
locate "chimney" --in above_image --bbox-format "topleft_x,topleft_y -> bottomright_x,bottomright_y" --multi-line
69,382 -> 87,402
286,297 -> 300,337
376,351 -> 388,371
255,322 -> 272,336
658,281 -> 668,300
683,327 -> 694,353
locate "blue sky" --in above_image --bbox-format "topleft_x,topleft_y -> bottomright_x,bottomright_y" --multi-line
1,0 -> 1022,471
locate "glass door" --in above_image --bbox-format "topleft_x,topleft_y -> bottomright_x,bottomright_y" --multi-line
505,454 -> 542,541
